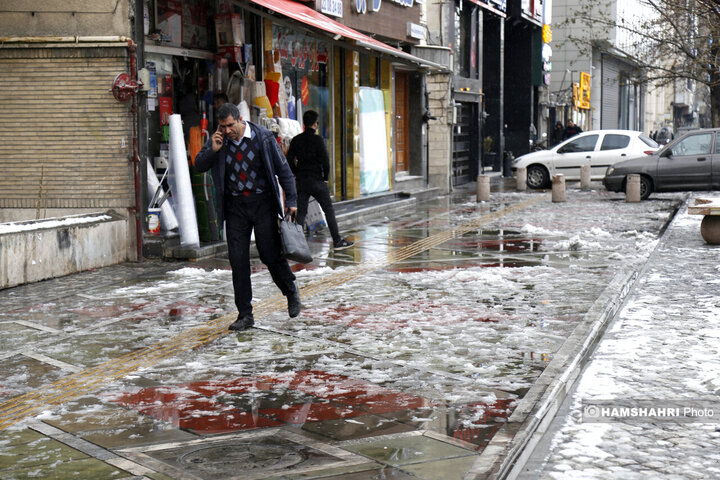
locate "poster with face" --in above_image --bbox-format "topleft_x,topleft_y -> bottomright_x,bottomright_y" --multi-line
284,76 -> 296,120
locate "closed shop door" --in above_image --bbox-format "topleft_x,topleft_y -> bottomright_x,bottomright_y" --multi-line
0,46 -> 134,211
394,72 -> 410,173
452,101 -> 478,185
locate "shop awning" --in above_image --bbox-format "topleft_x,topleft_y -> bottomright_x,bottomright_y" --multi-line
466,0 -> 507,18
244,0 -> 448,71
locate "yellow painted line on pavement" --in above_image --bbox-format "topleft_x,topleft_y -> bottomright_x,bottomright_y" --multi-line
0,196 -> 543,431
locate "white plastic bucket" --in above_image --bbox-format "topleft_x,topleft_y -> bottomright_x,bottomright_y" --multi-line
147,207 -> 161,234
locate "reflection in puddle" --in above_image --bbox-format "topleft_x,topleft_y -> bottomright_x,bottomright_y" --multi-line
302,303 -> 510,330
449,397 -> 515,448
108,370 -> 437,435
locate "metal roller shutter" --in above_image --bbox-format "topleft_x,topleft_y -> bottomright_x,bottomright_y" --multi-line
601,56 -> 620,130
0,46 -> 134,210
452,101 -> 478,186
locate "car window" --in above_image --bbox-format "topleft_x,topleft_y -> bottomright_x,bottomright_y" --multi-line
639,134 -> 659,148
560,135 -> 599,153
600,134 -> 631,150
672,133 -> 713,156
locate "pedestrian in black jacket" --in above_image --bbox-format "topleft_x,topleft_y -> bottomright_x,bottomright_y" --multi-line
562,120 -> 583,140
286,110 -> 353,250
552,122 -> 564,146
195,103 -> 302,331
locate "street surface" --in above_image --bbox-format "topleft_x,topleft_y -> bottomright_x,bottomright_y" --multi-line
0,182 -> 692,479
520,197 -> 720,479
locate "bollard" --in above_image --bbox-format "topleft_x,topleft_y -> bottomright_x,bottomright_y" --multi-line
626,174 -> 641,202
580,164 -> 591,190
700,215 -> 720,244
551,174 -> 566,203
477,175 -> 490,202
516,167 -> 527,191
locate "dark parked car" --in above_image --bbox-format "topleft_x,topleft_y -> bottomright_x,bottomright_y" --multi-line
604,128 -> 720,200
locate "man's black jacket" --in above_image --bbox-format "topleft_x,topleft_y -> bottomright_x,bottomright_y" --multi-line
286,127 -> 330,181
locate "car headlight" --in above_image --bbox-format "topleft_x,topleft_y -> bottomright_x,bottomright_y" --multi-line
606,166 -> 615,176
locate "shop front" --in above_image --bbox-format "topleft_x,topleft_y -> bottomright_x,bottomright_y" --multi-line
139,0 -> 446,255
235,0 -> 445,201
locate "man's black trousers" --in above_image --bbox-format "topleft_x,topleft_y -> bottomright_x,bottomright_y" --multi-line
224,193 -> 296,317
295,177 -> 341,244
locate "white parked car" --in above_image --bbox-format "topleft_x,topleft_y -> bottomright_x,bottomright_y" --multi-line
512,130 -> 659,189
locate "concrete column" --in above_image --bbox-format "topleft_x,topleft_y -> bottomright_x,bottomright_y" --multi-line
477,175 -> 490,202
551,174 -> 565,203
626,174 -> 641,202
516,167 -> 527,191
580,165 -> 591,190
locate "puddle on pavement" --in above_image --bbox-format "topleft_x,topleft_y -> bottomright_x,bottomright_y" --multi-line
301,302 -> 511,331
1,303 -> 80,331
343,434 -> 474,467
101,365 -> 517,454
142,432 -> 350,479
0,428 -> 129,478
317,466 -> 419,479
0,355 -> 66,401
0,322 -> 49,352
107,370 -> 435,436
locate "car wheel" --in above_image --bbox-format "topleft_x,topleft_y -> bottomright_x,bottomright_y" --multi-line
526,165 -> 550,189
639,176 -> 652,200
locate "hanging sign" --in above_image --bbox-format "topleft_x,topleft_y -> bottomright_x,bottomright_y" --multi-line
301,76 -> 310,105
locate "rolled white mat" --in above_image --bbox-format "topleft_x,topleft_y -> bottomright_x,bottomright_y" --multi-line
168,114 -> 200,247
146,161 -> 179,232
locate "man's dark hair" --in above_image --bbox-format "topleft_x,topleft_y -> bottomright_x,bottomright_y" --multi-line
218,102 -> 240,121
303,110 -> 319,128
215,92 -> 228,103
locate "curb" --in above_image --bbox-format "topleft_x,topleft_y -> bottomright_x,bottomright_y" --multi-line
463,197 -> 685,480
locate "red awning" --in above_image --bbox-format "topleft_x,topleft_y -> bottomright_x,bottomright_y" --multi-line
244,0 -> 447,71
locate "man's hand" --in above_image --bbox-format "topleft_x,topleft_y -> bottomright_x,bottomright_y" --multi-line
211,127 -> 224,152
286,206 -> 297,221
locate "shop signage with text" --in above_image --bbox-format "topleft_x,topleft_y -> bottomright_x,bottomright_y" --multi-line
321,0 -> 343,17
353,0 -> 414,14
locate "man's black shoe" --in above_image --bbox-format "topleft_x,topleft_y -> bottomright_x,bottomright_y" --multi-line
334,238 -> 354,250
229,314 -> 254,331
287,287 -> 302,318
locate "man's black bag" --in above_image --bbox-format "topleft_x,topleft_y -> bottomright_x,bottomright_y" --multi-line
278,215 -> 313,263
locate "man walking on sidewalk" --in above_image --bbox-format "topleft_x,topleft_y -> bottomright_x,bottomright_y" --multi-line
195,103 -> 302,331
286,110 -> 353,250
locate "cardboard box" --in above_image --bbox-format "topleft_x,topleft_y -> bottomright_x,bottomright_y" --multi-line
215,13 -> 244,46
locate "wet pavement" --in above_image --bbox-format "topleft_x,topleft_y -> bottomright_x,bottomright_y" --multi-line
519,195 -> 720,479
0,179 -> 687,479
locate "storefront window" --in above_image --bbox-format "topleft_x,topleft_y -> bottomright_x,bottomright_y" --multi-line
454,3 -> 473,78
359,54 -> 380,88
272,25 -> 333,170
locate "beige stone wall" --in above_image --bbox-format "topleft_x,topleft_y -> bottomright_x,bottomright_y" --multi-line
0,0 -> 133,38
426,72 -> 452,194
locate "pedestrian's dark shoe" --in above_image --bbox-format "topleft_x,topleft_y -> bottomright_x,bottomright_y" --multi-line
334,238 -> 354,250
229,314 -> 254,331
287,286 -> 302,318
